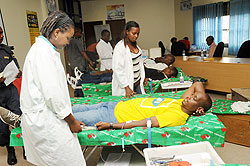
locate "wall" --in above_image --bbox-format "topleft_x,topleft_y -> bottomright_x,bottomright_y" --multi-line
0,0 -> 67,70
0,0 -> 50,70
81,0 -> 176,50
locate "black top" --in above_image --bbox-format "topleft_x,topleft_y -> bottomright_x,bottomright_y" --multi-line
145,67 -> 166,80
0,44 -> 20,87
237,40 -> 250,58
171,42 -> 189,56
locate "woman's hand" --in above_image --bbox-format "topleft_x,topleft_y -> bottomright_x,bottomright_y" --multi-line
143,78 -> 149,86
68,120 -> 84,133
95,122 -> 110,130
125,86 -> 135,99
64,114 -> 84,133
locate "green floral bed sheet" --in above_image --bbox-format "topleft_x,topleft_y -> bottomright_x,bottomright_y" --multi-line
82,67 -> 190,97
208,99 -> 250,115
10,91 -> 226,147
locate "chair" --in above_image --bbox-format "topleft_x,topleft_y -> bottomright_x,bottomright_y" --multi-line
171,42 -> 188,56
158,41 -> 166,57
149,48 -> 161,59
213,42 -> 224,57
237,40 -> 250,58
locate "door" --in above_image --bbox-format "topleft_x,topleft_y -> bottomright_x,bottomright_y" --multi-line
106,19 -> 126,45
83,21 -> 103,47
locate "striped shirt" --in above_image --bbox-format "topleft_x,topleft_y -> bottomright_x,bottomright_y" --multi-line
131,50 -> 142,83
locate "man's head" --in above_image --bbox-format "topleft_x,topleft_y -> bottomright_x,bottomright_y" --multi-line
0,26 -> 4,44
182,91 -> 212,116
170,37 -> 177,44
101,29 -> 110,42
155,54 -> 175,66
183,37 -> 189,40
74,27 -> 82,38
206,36 -> 214,46
163,66 -> 178,78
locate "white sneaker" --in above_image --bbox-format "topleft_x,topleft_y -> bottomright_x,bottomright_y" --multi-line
0,107 -> 21,128
74,67 -> 83,80
67,73 -> 81,89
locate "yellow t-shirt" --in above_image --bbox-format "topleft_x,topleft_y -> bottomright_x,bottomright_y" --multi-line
114,98 -> 189,128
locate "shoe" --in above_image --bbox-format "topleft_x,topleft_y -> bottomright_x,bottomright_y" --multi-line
67,74 -> 76,89
6,146 -> 17,165
0,107 -> 21,128
74,67 -> 83,80
66,74 -> 81,90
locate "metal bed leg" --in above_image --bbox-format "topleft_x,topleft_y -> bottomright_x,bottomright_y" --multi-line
132,144 -> 144,157
85,145 -> 99,161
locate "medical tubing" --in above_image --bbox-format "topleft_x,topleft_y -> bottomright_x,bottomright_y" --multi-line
95,122 -> 126,163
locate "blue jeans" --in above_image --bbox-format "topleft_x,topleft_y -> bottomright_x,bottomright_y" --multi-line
72,102 -> 118,126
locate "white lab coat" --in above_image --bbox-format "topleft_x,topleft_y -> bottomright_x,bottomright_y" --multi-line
96,39 -> 113,71
20,37 -> 86,166
112,40 -> 145,96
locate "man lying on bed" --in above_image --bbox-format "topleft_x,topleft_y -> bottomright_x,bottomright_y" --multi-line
72,82 -> 212,130
0,82 -> 211,131
145,66 -> 178,80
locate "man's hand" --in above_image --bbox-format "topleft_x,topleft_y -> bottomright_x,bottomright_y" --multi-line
16,70 -> 22,78
89,61 -> 94,67
95,122 -> 110,130
0,77 -> 6,83
125,86 -> 135,99
143,78 -> 149,86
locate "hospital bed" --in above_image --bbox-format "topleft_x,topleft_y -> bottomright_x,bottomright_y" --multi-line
81,67 -> 192,97
10,91 -> 226,151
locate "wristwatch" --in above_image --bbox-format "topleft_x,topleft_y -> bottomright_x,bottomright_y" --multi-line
110,123 -> 113,129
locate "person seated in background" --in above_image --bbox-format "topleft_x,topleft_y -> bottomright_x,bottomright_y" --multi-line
96,29 -> 113,71
165,37 -> 177,54
206,36 -> 217,57
64,27 -> 94,76
1,82 -> 212,130
236,40 -> 250,58
145,66 -> 178,81
144,54 -> 175,71
158,41 -> 166,57
179,37 -> 191,51
171,39 -> 188,56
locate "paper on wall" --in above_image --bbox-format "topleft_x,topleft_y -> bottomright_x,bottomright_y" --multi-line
2,61 -> 19,86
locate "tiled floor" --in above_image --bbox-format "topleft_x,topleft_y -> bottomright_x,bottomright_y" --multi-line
1,88 -> 250,165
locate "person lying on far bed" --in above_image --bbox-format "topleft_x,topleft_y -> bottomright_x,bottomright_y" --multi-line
145,66 -> 178,80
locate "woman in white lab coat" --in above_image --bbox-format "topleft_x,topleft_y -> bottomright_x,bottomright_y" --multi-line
112,21 -> 147,98
20,11 -> 86,166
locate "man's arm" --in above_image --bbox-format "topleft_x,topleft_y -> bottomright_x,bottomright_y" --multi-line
80,51 -> 94,66
181,82 -> 205,99
95,116 -> 159,130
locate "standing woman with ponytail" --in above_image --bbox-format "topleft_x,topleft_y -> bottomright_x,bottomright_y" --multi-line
20,11 -> 86,166
112,21 -> 147,98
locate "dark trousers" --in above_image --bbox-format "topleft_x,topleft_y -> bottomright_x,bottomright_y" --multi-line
77,73 -> 112,85
0,84 -> 22,146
